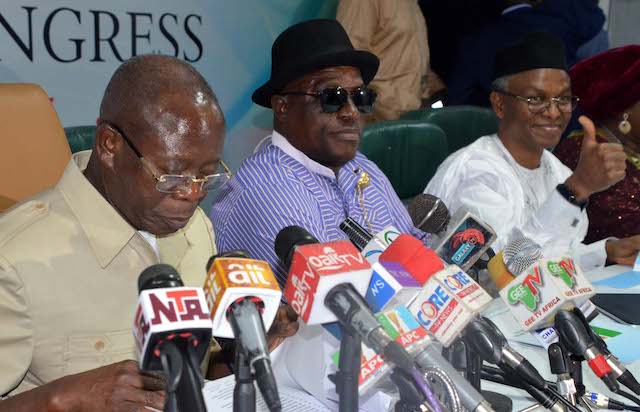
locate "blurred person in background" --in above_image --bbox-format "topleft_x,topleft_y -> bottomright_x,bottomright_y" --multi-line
446,0 -> 605,107
337,0 -> 446,122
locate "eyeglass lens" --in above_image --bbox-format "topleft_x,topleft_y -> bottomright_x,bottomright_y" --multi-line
319,87 -> 376,114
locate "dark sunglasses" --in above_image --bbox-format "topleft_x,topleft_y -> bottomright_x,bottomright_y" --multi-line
278,86 -> 377,114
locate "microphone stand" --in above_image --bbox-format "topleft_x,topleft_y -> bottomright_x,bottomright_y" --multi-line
157,338 -> 208,412
234,343 -> 256,412
391,367 -> 427,412
332,325 -> 362,412
443,338 -> 482,390
548,343 -> 578,406
176,340 -> 208,412
159,340 -> 183,412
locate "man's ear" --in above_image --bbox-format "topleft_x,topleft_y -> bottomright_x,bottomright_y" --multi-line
93,123 -> 120,169
271,95 -> 288,124
490,91 -> 506,119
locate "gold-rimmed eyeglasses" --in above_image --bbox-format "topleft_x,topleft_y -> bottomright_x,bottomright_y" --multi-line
104,122 -> 232,194
493,89 -> 580,114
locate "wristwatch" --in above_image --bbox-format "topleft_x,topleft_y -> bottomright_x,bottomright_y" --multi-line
556,183 -> 588,210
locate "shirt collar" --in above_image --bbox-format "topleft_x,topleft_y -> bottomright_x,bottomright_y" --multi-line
271,130 -> 337,179
502,4 -> 533,15
57,151 -> 191,269
493,134 -> 552,170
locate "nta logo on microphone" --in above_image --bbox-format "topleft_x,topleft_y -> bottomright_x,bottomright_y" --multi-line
134,288 -> 210,350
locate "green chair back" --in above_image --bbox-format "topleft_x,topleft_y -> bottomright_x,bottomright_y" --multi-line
360,120 -> 449,202
401,105 -> 499,153
64,126 -> 96,153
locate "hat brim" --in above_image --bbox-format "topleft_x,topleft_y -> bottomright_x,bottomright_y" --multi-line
252,50 -> 380,108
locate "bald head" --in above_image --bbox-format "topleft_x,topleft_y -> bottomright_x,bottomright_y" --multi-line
87,55 -> 227,236
100,55 -> 224,145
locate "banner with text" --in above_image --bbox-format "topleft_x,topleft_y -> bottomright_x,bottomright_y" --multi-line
0,0 -> 338,171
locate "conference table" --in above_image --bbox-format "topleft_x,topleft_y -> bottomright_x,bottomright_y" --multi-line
482,264 -> 640,412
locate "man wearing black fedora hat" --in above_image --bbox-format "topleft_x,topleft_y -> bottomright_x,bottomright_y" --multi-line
211,19 -> 426,286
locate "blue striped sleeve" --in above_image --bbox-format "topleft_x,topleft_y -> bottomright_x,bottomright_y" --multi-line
213,180 -> 326,288
358,156 -> 430,242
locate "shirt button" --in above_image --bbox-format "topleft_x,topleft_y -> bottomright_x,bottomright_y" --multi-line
95,340 -> 105,351
34,203 -> 45,210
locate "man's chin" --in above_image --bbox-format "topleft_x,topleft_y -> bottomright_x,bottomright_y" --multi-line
531,129 -> 563,148
312,151 -> 357,170
148,217 -> 191,237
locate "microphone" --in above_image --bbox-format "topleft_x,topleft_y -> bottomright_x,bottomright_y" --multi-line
502,235 -> 542,276
462,316 -> 547,390
340,219 -> 422,313
463,316 -> 579,412
490,237 -> 560,345
373,304 -> 496,412
487,251 -> 517,290
379,234 -> 444,284
548,343 -> 577,405
204,252 -> 282,338
499,255 -> 596,332
379,235 -> 555,404
486,236 -> 540,298
365,260 -> 422,313
204,252 -> 282,412
133,264 -> 211,412
330,304 -> 432,395
276,226 -> 417,373
570,308 -> 640,395
276,226 -> 372,324
408,193 -> 451,236
340,224 -> 495,412
495,237 -> 635,393
409,195 -> 496,272
380,234 -> 496,347
433,207 -> 497,272
340,218 -> 388,263
554,309 -> 619,392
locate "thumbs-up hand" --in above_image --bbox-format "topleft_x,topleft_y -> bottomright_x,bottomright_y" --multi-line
564,116 -> 627,200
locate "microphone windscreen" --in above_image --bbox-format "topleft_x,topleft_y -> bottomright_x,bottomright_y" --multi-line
138,264 -> 183,293
379,234 -> 443,284
502,236 -> 542,276
274,226 -> 319,271
408,194 -> 450,234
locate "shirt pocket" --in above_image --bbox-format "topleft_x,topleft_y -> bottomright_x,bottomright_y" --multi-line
62,330 -> 136,375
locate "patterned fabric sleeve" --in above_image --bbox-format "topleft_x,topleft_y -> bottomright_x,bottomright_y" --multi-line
213,180 -> 325,289
553,131 -> 584,171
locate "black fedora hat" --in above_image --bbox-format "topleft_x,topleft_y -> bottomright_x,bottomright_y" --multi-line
252,19 -> 380,108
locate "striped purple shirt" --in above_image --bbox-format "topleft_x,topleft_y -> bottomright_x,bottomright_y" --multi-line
210,131 -> 427,287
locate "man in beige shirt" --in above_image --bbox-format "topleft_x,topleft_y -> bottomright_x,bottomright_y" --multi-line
337,0 -> 445,122
0,55 -> 228,411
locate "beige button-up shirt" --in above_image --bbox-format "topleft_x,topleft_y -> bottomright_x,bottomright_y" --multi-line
0,151 -> 217,397
337,0 -> 445,121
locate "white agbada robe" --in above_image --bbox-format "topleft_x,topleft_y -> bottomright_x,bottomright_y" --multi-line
426,134 -> 608,271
